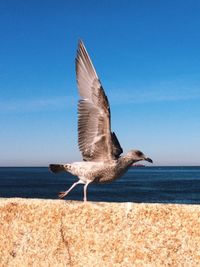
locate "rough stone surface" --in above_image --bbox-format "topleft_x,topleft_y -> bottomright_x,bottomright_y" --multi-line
0,198 -> 200,266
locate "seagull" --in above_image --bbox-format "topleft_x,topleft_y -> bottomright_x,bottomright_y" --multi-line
49,41 -> 153,201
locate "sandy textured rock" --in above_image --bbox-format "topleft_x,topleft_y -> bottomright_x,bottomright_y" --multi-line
0,198 -> 200,266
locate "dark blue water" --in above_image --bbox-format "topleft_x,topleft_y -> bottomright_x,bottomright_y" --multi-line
0,166 -> 200,203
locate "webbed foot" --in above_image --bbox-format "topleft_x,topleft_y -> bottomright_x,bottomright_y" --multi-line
58,191 -> 67,199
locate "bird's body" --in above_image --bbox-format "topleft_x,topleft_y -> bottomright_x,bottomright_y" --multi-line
57,156 -> 135,183
49,41 -> 153,201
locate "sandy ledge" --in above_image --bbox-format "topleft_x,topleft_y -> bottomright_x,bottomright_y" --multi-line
0,198 -> 200,266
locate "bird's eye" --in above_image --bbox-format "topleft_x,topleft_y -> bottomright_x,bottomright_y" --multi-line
136,151 -> 143,157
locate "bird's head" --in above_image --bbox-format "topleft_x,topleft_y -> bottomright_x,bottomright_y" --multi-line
127,150 -> 153,164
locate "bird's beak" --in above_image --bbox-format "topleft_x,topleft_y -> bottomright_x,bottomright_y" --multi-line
145,157 -> 153,163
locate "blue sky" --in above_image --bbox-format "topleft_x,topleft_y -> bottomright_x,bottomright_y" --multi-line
1,0 -> 200,166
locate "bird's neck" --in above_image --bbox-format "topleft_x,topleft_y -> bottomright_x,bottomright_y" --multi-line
118,155 -> 139,169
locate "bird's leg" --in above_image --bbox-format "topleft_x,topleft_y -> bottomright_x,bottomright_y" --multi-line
58,180 -> 84,199
83,180 -> 92,202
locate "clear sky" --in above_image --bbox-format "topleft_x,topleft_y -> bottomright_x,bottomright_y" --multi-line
1,0 -> 200,166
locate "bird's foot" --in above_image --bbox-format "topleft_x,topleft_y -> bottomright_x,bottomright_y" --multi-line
58,191 -> 67,199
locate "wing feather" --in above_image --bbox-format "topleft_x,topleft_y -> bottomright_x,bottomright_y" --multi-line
76,41 -> 123,161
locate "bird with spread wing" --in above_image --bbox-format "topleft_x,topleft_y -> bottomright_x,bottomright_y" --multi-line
49,41 -> 153,201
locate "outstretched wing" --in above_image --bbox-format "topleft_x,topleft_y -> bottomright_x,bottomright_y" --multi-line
76,41 -> 123,161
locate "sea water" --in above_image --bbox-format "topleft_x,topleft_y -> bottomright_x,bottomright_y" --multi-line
0,166 -> 200,203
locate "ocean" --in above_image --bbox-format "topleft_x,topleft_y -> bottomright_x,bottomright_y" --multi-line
0,166 -> 200,204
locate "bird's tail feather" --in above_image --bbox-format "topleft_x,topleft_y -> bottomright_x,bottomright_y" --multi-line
49,164 -> 66,174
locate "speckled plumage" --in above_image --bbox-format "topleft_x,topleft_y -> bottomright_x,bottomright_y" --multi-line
49,41 -> 153,201
63,153 -> 145,184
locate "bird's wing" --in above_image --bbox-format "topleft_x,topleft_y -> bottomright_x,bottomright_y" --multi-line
111,132 -> 123,158
76,41 -> 123,161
